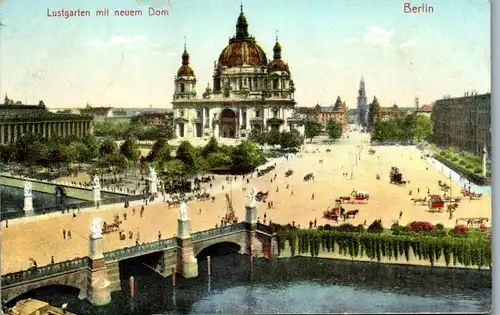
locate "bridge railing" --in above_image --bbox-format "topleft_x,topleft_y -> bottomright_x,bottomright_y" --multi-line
256,223 -> 274,235
1,257 -> 90,287
103,237 -> 177,261
0,194 -> 149,221
191,222 -> 246,241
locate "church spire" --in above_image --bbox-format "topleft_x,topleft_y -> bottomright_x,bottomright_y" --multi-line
182,36 -> 190,66
235,4 -> 249,39
273,30 -> 282,60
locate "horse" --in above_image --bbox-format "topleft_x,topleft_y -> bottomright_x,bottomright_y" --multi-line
447,203 -> 459,211
344,209 -> 359,219
410,197 -> 426,205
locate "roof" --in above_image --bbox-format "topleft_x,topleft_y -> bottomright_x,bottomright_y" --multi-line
10,298 -> 49,313
419,104 -> 433,112
0,104 -> 92,121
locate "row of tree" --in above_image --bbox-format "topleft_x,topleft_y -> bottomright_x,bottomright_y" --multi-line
94,118 -> 173,141
371,113 -> 434,142
304,119 -> 343,143
145,137 -> 267,178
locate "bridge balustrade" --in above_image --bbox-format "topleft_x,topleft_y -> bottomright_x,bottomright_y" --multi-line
1,257 -> 90,287
191,222 -> 246,241
103,237 -> 177,261
256,223 -> 273,235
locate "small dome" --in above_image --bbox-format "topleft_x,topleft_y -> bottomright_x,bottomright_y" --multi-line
268,59 -> 288,71
177,65 -> 195,76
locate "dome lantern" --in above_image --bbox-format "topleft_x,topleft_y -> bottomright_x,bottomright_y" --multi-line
236,5 -> 249,39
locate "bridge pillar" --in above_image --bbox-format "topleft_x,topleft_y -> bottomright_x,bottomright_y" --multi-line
176,218 -> 199,279
244,204 -> 264,257
86,221 -> 112,306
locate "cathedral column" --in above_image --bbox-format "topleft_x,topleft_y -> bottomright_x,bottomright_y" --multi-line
6,124 -> 11,143
0,124 -> 4,144
79,121 -> 84,137
31,123 -> 36,134
262,108 -> 268,131
13,124 -> 18,142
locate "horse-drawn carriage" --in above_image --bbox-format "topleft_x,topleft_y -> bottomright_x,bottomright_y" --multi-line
390,167 -> 406,186
351,190 -> 369,203
304,173 -> 314,181
285,169 -> 294,177
323,206 -> 340,222
458,217 -> 489,228
255,190 -> 269,202
103,216 -> 122,234
438,180 -> 450,192
461,189 -> 482,200
428,194 -> 445,212
410,196 -> 427,205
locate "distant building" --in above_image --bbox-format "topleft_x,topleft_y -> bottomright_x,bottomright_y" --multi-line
347,108 -> 357,124
356,77 -> 369,126
132,112 -> 173,126
417,104 -> 433,118
431,93 -> 491,155
78,106 -> 172,124
0,95 -> 93,145
295,97 -> 348,131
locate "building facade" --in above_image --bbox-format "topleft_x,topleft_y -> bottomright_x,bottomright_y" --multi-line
356,77 -> 369,126
431,93 -> 491,155
172,6 -> 304,139
0,99 -> 93,145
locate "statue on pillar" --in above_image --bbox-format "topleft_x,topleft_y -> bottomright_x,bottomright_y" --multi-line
179,201 -> 189,221
246,186 -> 257,208
24,181 -> 32,196
149,166 -> 157,182
92,175 -> 100,189
90,217 -> 103,238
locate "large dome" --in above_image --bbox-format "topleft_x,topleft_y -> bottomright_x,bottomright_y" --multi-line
217,7 -> 268,68
218,40 -> 267,68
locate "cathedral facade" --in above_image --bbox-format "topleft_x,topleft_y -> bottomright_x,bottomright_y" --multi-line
171,6 -> 304,139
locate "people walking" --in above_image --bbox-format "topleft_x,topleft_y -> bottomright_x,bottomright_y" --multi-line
63,229 -> 66,240
67,230 -> 72,239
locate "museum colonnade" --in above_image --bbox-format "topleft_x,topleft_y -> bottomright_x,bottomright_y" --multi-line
0,120 -> 92,145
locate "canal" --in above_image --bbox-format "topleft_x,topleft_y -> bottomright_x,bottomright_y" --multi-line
0,185 -> 84,214
5,254 -> 491,314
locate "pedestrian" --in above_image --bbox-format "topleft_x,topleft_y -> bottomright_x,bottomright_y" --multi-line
132,207 -> 136,216
5,219 -> 8,228
158,231 -> 162,240
309,221 -> 313,229
399,210 -> 403,219
314,219 -> 317,227
311,193 -> 315,200
291,190 -> 294,195
51,256 -> 55,264
63,229 -> 66,240
417,188 -> 420,194
67,230 -> 72,239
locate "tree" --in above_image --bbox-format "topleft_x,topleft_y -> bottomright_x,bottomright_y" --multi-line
304,121 -> 322,143
147,139 -> 171,163
280,130 -> 303,149
410,114 -> 434,141
120,136 -> 140,162
232,141 -> 266,173
266,129 -> 281,147
176,141 -> 198,174
201,136 -> 219,158
99,138 -> 117,156
158,159 -> 186,180
97,152 -> 128,180
206,152 -> 233,169
368,96 -> 381,129
326,119 -> 343,141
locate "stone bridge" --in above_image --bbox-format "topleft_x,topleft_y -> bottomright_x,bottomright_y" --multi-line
1,205 -> 276,306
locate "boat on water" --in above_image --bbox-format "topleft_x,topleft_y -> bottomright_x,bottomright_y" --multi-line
5,298 -> 75,315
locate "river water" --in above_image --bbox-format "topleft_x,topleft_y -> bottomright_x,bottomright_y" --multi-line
5,254 -> 491,314
0,185 -> 84,214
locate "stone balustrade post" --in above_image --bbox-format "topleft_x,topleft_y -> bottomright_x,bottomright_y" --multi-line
86,219 -> 111,306
23,181 -> 34,216
176,206 -> 199,279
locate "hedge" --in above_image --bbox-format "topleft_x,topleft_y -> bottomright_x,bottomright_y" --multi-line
276,229 -> 491,269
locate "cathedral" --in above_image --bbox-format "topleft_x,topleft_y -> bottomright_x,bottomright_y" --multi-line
171,6 -> 304,139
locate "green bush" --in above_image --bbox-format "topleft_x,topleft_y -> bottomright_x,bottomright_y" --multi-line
451,156 -> 459,162
435,223 -> 444,230
474,167 -> 483,174
458,159 -> 466,166
367,220 -> 384,233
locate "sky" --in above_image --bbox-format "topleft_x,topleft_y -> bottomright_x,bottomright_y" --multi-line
0,0 -> 491,109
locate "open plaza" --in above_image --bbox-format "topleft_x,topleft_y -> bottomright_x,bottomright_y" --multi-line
1,132 -> 492,274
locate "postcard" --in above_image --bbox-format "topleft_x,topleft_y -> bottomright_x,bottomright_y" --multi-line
0,0 -> 491,314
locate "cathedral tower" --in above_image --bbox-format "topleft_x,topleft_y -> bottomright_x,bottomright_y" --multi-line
357,77 -> 368,126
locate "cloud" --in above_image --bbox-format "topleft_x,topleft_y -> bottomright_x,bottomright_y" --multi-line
344,38 -> 358,44
399,40 -> 417,47
363,26 -> 394,44
308,59 -> 319,64
87,35 -> 151,47
198,40 -> 214,49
